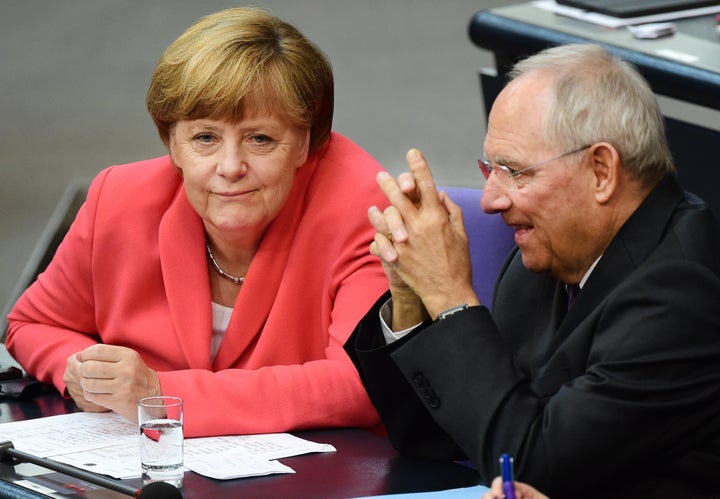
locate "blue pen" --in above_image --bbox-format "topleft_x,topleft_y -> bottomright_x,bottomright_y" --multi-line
500,453 -> 517,499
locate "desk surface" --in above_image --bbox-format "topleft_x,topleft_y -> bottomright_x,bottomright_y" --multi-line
469,2 -> 720,109
0,391 -> 480,499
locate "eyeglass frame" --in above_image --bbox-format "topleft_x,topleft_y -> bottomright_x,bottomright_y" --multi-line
478,145 -> 592,183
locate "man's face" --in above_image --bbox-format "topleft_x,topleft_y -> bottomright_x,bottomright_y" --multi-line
480,72 -> 597,283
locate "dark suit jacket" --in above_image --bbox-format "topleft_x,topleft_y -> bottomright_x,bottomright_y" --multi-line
346,176 -> 720,499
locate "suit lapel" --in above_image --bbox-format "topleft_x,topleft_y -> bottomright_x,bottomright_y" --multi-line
494,253 -> 564,377
551,176 -> 684,346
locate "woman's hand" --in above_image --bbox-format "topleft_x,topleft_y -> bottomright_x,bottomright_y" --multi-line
64,352 -> 109,413
70,344 -> 161,423
482,476 -> 550,499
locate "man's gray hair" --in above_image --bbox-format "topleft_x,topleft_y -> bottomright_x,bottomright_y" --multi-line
510,44 -> 675,185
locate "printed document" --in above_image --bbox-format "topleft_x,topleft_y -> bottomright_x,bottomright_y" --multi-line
0,412 -> 335,479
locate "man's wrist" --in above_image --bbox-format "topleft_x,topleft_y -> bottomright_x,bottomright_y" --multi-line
380,298 -> 423,344
425,290 -> 480,320
390,288 -> 429,331
437,304 -> 469,320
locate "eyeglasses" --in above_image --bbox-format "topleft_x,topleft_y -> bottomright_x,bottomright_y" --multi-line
478,145 -> 591,188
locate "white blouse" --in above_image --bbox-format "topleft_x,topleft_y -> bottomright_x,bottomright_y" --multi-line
210,301 -> 233,362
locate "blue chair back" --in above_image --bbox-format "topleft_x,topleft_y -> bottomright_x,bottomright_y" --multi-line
442,187 -> 515,310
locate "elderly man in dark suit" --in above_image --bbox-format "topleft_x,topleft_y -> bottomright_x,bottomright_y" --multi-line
346,43 -> 720,499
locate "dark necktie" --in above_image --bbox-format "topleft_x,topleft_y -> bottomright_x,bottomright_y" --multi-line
567,284 -> 581,310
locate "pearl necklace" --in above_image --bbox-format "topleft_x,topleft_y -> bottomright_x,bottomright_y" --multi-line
206,240 -> 245,285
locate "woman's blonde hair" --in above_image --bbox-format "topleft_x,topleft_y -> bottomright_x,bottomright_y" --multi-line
147,7 -> 333,152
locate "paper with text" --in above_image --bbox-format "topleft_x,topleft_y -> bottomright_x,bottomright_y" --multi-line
0,412 -> 335,480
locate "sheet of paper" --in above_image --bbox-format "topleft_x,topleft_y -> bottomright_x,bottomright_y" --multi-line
185,449 -> 295,480
181,433 -> 336,480
0,412 -> 136,456
52,442 -> 144,479
185,432 -> 336,460
0,412 -> 335,481
533,0 -> 720,28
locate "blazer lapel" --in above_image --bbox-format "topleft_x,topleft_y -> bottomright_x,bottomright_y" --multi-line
212,155 -> 319,370
159,185 -> 213,369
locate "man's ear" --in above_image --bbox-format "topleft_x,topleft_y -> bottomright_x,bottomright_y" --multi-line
589,142 -> 620,204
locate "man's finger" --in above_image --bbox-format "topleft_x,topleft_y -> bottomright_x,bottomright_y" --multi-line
373,233 -> 398,263
439,190 -> 468,239
368,205 -> 389,234
368,207 -> 398,262
382,206 -> 408,244
376,171 -> 418,216
368,204 -> 408,244
396,172 -> 418,200
405,149 -> 441,206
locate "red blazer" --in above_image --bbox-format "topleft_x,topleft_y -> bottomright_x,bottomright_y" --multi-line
7,132 -> 389,437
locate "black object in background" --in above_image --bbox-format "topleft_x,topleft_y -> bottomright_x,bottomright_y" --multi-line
556,0 -> 720,18
0,366 -> 22,381
0,370 -> 53,400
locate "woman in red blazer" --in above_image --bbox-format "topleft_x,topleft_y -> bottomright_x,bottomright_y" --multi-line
6,7 -> 388,437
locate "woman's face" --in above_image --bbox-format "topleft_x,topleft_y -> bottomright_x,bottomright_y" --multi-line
169,111 -> 310,238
